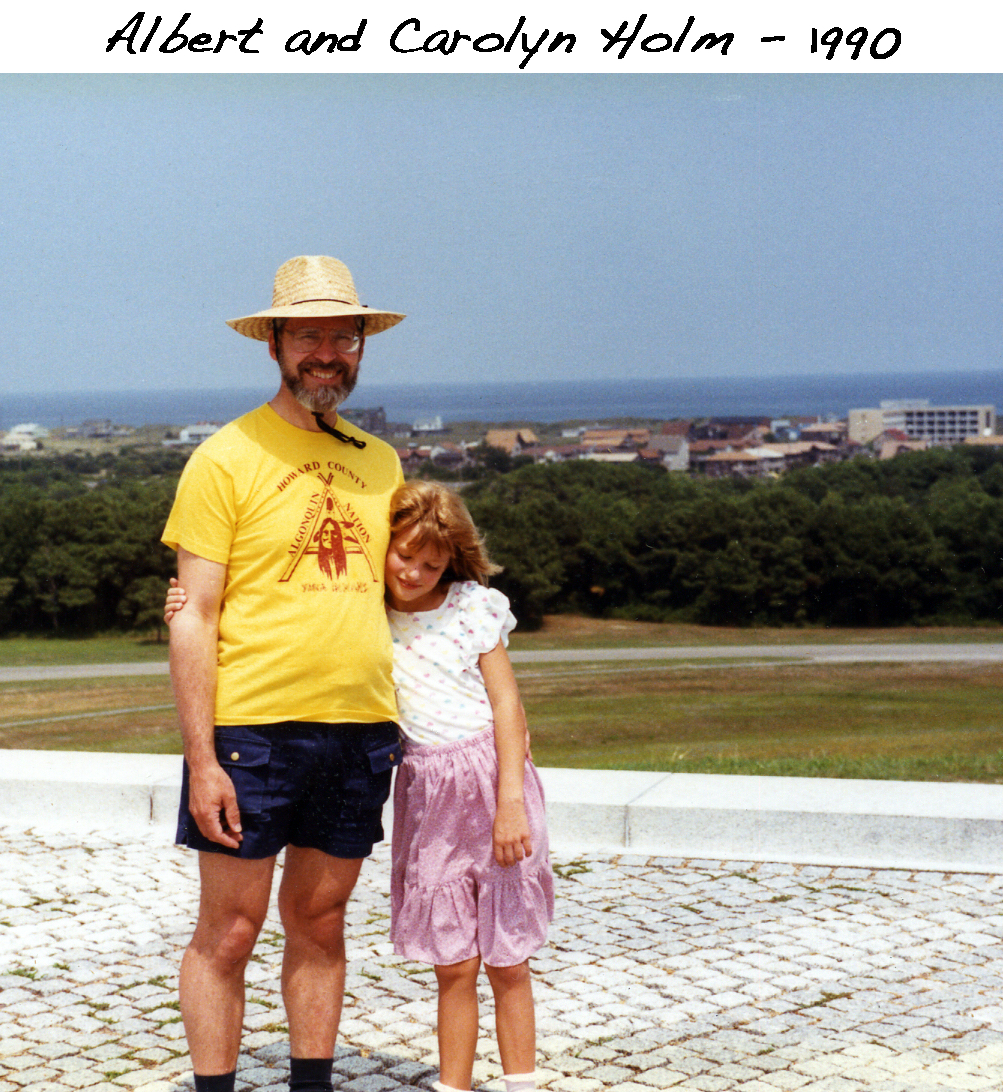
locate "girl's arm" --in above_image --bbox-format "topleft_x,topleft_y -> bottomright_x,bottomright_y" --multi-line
480,640 -> 533,867
165,577 -> 186,622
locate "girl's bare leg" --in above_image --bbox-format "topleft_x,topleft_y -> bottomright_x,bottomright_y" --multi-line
484,960 -> 535,1076
434,956 -> 482,1090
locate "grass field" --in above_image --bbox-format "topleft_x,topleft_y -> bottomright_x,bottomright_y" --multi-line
521,660 -> 1003,783
1,646 -> 1001,783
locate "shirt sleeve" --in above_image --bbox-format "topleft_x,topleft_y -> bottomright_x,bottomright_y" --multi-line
463,584 -> 518,654
161,450 -> 236,564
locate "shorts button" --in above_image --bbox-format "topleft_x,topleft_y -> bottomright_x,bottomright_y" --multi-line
231,752 -> 240,761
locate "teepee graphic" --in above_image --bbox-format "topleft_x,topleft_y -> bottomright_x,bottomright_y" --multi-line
280,474 -> 377,583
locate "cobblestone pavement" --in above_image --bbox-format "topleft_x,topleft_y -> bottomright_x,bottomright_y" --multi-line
2,828 -> 1001,1092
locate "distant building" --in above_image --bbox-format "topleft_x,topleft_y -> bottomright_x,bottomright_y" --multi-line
691,417 -> 770,443
341,406 -> 387,434
1,433 -> 39,453
798,420 -> 847,445
6,422 -> 48,439
582,451 -> 639,465
581,428 -> 651,450
412,415 -> 445,434
164,422 -> 222,448
849,401 -> 995,445
180,423 -> 221,445
701,450 -> 769,478
484,428 -> 538,455
879,437 -> 928,460
643,434 -> 689,471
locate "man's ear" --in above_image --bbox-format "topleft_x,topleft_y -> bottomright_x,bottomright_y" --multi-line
268,329 -> 279,362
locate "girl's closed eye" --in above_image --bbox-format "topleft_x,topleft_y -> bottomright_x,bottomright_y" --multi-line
385,532 -> 451,613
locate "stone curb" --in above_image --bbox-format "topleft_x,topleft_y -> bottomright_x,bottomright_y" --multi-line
2,750 -> 1001,874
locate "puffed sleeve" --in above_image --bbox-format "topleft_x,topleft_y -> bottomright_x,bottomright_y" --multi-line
460,583 -> 518,654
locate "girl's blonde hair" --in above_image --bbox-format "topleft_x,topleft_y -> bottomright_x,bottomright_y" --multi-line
389,480 -> 501,586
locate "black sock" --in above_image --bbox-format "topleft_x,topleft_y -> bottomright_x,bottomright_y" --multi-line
289,1057 -> 334,1092
194,1073 -> 236,1092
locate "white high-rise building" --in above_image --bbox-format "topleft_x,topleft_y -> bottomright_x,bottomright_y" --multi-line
848,401 -> 995,445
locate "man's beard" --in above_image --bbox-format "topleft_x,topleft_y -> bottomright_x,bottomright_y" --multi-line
278,354 -> 357,413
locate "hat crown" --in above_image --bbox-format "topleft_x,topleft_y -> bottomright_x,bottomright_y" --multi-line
272,255 -> 360,309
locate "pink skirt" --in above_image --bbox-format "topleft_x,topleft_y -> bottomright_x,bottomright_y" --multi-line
390,727 -> 554,967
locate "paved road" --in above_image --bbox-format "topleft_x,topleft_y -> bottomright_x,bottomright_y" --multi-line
2,829 -> 1001,1092
2,643 -> 1002,684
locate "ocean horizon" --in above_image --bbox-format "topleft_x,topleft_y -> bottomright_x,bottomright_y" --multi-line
3,370 -> 1001,431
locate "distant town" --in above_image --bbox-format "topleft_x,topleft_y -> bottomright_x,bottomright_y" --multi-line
2,399 -> 999,478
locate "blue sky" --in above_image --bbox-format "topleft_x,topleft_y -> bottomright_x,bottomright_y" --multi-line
1,73 -> 1000,393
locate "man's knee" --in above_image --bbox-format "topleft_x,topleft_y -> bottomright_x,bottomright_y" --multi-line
278,890 -> 348,950
191,910 -> 264,969
278,848 -> 362,949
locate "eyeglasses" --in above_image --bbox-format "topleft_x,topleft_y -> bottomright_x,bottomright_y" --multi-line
284,328 -> 362,354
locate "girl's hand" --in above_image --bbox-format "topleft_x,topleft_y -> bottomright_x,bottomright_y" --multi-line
165,577 -> 188,624
493,798 -> 532,867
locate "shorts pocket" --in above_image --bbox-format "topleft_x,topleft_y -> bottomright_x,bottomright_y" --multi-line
367,736 -> 404,774
215,731 -> 271,816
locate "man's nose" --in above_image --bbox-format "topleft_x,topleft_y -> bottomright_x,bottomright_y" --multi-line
311,339 -> 340,363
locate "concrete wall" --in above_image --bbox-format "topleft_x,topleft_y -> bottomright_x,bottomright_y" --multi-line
2,750 -> 1002,874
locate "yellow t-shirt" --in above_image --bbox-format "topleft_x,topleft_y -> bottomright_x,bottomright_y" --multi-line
162,404 -> 403,726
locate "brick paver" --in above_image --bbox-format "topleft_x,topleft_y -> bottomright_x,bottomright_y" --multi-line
1,829 -> 1001,1091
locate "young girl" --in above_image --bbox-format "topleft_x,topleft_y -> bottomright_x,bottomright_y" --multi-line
384,480 -> 553,1092
166,481 -> 553,1092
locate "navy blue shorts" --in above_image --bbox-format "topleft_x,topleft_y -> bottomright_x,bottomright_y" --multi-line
176,721 -> 402,860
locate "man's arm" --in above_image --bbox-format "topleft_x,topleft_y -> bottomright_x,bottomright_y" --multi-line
168,548 -> 242,848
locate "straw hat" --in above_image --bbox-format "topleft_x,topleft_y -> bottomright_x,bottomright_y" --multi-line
227,255 -> 405,340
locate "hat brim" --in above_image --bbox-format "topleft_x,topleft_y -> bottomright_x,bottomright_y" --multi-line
227,301 -> 405,341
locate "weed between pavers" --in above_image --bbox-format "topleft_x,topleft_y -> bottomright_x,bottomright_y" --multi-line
553,860 -> 591,879
797,991 -> 854,1010
397,964 -> 435,978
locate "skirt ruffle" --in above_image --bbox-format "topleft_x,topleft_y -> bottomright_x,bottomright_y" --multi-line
390,727 -> 554,967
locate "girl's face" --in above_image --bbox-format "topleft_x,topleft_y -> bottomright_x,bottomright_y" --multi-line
385,530 -> 450,612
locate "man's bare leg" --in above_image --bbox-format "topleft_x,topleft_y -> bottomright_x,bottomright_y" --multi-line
180,853 -> 277,1074
278,847 -> 364,1059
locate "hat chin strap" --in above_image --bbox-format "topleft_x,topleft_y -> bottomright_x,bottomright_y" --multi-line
312,412 -> 366,449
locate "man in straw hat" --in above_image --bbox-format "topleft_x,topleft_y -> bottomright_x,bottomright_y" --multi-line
162,256 -> 406,1092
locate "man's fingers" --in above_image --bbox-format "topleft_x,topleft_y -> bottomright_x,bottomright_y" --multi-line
222,795 -> 243,839
190,769 -> 243,848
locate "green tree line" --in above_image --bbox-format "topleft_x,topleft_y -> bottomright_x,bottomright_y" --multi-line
0,450 -> 187,635
2,444 -> 1002,635
463,446 -> 1003,629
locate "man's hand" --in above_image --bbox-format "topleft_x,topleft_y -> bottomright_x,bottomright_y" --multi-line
492,797 -> 532,867
187,761 -> 243,849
